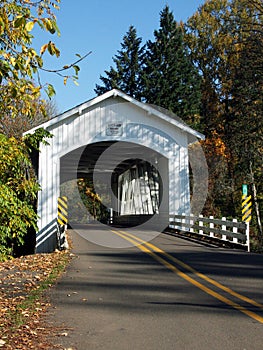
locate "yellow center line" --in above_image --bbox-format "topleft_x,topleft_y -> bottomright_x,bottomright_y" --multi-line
111,229 -> 263,324
119,230 -> 263,311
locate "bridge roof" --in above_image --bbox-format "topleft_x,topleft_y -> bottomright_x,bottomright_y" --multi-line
25,89 -> 205,141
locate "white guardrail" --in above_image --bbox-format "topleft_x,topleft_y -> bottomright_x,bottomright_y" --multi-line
169,214 -> 250,252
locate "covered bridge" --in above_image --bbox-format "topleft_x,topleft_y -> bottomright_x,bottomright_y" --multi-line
25,89 -> 204,252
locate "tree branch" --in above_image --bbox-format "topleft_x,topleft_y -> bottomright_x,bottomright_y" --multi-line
39,51 -> 92,74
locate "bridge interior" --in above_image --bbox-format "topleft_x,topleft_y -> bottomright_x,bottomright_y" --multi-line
60,141 -> 168,228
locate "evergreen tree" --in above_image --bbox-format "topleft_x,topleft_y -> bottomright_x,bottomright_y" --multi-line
141,6 -> 202,125
95,26 -> 145,100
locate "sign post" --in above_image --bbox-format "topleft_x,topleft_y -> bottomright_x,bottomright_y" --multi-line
242,185 -> 252,223
57,196 -> 69,250
242,185 -> 251,252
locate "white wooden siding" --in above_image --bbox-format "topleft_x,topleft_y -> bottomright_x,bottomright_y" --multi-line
30,91 -> 202,252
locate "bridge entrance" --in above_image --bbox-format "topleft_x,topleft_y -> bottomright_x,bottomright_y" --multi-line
25,89 -> 204,252
60,141 -> 168,229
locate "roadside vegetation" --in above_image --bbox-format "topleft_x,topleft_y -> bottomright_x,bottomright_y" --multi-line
0,249 -> 71,348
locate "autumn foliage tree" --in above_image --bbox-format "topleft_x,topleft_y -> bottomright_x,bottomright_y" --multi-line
0,0 -> 86,118
0,130 -> 52,259
0,1 -> 60,101
0,0 -> 88,259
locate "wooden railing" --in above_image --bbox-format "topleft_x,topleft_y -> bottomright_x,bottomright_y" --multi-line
169,214 -> 250,252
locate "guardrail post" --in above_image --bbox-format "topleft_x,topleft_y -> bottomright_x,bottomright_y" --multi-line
199,215 -> 204,235
182,213 -> 186,231
169,216 -> 173,229
57,196 -> 69,250
232,218 -> 238,243
190,214 -> 194,233
246,222 -> 250,252
222,217 -> 227,241
209,216 -> 214,237
109,207 -> 113,224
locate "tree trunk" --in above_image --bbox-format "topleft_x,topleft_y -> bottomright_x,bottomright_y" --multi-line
249,161 -> 263,244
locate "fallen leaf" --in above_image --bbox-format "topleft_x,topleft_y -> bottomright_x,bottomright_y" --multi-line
0,339 -> 6,347
0,247 -> 72,348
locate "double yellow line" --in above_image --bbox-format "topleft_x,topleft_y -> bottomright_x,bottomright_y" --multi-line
111,229 -> 263,324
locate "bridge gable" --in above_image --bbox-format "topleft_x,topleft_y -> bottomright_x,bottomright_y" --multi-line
27,89 -> 203,143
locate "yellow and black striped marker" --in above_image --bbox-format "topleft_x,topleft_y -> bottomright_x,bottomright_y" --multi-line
57,196 -> 68,226
242,194 -> 252,223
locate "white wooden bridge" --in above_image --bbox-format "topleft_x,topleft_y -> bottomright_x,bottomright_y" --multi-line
25,89 -> 207,252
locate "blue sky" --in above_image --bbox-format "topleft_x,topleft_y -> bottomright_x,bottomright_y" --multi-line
37,0 -> 205,113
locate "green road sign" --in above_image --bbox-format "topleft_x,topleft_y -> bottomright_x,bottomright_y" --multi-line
242,184 -> 248,196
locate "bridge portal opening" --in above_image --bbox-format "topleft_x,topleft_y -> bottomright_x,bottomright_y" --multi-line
60,141 -> 168,228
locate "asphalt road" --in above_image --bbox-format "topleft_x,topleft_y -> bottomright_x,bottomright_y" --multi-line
47,225 -> 263,350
